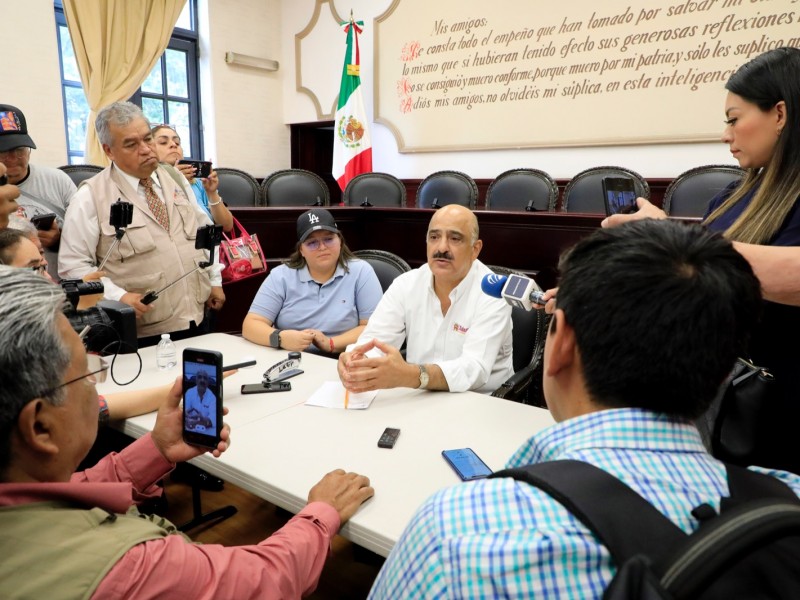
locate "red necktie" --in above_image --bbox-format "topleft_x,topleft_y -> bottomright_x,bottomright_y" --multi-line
139,177 -> 170,230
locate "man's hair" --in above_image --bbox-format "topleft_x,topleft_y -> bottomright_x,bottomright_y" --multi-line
0,266 -> 71,474
7,214 -> 38,238
0,229 -> 28,264
555,220 -> 761,419
95,101 -> 147,147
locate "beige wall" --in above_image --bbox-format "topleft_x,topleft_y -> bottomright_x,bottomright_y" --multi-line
3,1 -> 68,167
203,0 -> 290,178
3,0 -> 781,180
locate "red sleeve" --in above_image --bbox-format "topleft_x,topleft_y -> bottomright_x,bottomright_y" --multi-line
70,434 -> 174,503
91,502 -> 341,600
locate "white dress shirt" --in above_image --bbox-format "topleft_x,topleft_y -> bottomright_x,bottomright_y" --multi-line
59,167 -> 222,300
356,259 -> 513,394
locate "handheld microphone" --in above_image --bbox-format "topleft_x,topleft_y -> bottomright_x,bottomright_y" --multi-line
481,273 -> 546,311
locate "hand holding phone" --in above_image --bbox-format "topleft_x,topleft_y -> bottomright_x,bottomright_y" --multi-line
179,159 -> 212,179
602,177 -> 639,216
442,448 -> 493,481
183,348 -> 224,448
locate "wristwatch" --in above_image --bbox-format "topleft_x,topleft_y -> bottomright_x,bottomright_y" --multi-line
269,329 -> 282,349
418,364 -> 429,389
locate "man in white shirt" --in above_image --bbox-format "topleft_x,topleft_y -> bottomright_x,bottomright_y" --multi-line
59,102 -> 224,343
338,204 -> 513,394
184,369 -> 217,433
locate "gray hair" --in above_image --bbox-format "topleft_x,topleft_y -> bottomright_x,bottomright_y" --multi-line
7,214 -> 38,238
95,101 -> 148,147
0,266 -> 71,474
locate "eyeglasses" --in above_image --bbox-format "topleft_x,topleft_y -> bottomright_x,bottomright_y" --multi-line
39,354 -> 109,397
0,147 -> 30,161
303,235 -> 340,251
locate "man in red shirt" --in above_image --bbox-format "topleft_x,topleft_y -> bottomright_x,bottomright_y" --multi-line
0,265 -> 374,599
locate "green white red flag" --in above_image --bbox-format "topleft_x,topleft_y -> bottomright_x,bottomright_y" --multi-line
332,14 -> 372,191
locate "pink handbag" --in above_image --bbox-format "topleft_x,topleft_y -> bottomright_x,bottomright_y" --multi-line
220,217 -> 267,283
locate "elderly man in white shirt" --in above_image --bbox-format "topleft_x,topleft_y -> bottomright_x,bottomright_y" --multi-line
338,204 -> 513,394
59,102 -> 223,343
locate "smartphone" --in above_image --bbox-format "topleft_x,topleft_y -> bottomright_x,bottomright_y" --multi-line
602,177 -> 638,216
240,381 -> 291,394
182,348 -> 224,448
442,448 -> 493,481
179,159 -> 212,179
31,213 -> 57,231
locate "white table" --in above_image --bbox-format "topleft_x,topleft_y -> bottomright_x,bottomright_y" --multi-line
99,333 -> 556,557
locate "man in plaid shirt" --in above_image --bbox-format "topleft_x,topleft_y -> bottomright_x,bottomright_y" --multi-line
369,220 -> 800,599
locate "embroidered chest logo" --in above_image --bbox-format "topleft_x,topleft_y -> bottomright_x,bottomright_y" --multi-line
308,213 -> 320,225
452,323 -> 469,334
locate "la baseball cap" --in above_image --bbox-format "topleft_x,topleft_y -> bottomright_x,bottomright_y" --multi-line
297,208 -> 338,243
0,105 -> 36,152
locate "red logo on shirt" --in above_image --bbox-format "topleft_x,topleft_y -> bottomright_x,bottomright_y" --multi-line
452,323 -> 468,334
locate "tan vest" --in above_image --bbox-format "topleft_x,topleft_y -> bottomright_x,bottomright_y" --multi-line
0,501 -> 186,600
82,165 -> 212,337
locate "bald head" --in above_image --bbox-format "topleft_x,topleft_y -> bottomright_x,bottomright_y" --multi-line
425,205 -> 482,290
428,205 -> 479,244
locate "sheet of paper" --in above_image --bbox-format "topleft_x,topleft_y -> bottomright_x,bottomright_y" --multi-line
304,381 -> 376,410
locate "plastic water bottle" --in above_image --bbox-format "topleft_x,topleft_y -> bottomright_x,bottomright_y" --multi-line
156,333 -> 177,370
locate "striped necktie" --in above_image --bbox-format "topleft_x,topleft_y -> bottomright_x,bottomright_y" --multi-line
139,177 -> 170,230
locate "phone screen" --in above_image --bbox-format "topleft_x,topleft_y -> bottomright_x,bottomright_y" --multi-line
183,348 -> 223,448
602,177 -> 638,216
442,448 -> 493,481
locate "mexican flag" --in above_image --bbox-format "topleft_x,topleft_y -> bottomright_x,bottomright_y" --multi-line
332,15 -> 372,191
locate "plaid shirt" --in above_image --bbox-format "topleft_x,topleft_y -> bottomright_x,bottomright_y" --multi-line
369,408 -> 800,599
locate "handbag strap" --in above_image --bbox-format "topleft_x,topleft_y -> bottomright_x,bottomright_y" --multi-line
223,216 -> 252,244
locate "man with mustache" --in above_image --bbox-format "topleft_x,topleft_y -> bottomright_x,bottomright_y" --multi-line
338,204 -> 513,394
59,102 -> 224,344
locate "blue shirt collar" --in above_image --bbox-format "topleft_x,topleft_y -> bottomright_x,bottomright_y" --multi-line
298,263 -> 346,285
507,408 -> 707,468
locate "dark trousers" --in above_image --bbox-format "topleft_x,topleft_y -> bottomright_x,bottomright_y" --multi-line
138,316 -> 211,348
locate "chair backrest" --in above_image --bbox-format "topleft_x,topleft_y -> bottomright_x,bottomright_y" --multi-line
261,168 -> 330,207
58,164 -> 104,187
353,249 -> 411,293
663,164 -> 746,218
416,170 -> 478,210
214,168 -> 260,207
488,265 -> 549,373
562,166 -> 650,214
486,168 -> 558,212
343,172 -> 406,207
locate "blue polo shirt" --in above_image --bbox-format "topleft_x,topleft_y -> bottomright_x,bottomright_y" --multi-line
247,259 -> 383,349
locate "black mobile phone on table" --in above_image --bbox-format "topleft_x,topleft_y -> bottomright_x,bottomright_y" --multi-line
602,177 -> 638,216
442,448 -> 493,481
240,381 -> 291,394
31,212 -> 57,230
182,348 -> 224,448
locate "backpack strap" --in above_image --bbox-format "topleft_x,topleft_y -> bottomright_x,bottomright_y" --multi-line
724,464 -> 799,505
490,460 -> 685,566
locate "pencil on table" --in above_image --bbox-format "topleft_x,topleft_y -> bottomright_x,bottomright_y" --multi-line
345,389 -> 349,410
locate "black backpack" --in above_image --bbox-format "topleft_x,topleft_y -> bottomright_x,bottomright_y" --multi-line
489,460 -> 800,599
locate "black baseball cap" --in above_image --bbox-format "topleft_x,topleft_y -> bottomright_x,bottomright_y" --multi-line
297,208 -> 338,243
0,105 -> 36,152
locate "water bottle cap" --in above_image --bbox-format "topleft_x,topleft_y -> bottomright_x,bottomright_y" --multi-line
161,334 -> 170,339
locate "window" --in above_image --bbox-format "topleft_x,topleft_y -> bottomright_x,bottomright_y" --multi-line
54,1 -> 202,164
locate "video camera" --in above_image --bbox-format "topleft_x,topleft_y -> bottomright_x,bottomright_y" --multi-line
61,279 -> 138,355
